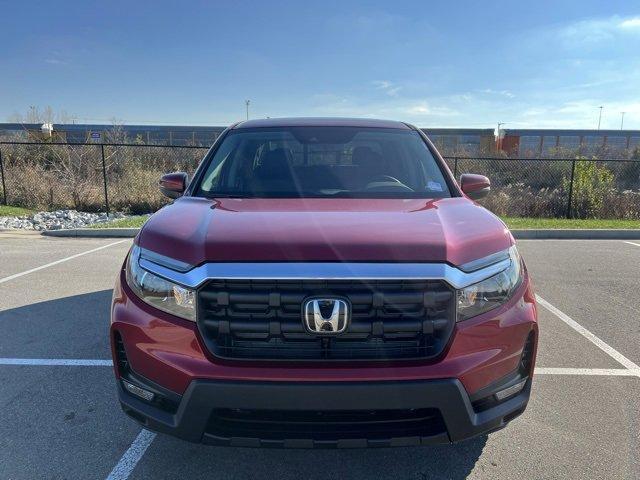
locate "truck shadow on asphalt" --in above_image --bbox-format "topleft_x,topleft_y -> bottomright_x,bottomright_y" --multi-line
0,290 -> 114,358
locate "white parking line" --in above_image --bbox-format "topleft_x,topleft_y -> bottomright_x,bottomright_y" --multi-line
106,429 -> 156,480
0,358 -> 113,366
536,295 -> 640,371
536,367 -> 640,377
0,239 -> 128,285
624,241 -> 640,247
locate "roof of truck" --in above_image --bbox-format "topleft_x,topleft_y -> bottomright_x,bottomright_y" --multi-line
234,117 -> 411,129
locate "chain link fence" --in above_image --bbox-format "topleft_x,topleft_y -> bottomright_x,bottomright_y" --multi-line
0,142 -> 208,214
1,142 -> 639,219
445,156 -> 640,219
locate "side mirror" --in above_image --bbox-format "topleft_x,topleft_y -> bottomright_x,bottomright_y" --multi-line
159,172 -> 188,199
460,174 -> 490,200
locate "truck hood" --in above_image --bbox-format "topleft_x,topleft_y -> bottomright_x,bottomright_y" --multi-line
138,197 -> 512,267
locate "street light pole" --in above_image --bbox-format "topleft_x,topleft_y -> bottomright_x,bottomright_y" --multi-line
620,112 -> 625,130
597,106 -> 603,130
245,100 -> 250,120
496,122 -> 505,151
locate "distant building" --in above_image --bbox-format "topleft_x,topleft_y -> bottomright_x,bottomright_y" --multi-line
0,123 -> 50,141
500,129 -> 640,157
0,123 -> 226,146
422,128 -> 496,155
0,123 -> 497,154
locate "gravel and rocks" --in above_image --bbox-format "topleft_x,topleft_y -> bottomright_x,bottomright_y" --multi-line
0,209 -> 128,231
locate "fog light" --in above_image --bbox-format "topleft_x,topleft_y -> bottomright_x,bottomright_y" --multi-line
122,380 -> 155,402
494,378 -> 527,401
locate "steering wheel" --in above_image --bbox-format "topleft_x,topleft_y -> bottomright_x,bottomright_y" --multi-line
364,175 -> 414,192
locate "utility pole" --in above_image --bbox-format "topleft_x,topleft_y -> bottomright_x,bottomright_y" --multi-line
245,100 -> 250,120
620,111 -> 625,130
496,122 -> 505,151
597,106 -> 603,130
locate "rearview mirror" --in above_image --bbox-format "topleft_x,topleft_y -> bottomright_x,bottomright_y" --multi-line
159,172 -> 188,199
460,174 -> 490,200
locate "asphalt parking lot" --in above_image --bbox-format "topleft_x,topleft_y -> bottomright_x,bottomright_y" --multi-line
1,231 -> 639,479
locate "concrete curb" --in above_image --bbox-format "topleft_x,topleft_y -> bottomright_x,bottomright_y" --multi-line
42,228 -> 139,238
41,227 -> 640,240
512,229 -> 640,240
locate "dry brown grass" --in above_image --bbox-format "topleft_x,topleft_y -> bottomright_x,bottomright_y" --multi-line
1,143 -> 206,213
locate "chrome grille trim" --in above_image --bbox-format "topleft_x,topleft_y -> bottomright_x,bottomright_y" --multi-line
136,252 -> 511,290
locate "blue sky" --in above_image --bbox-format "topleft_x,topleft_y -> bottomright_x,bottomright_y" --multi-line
1,0 -> 639,129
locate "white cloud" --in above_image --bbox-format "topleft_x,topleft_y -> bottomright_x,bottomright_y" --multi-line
305,83 -> 640,128
404,102 -> 458,117
372,80 -> 402,97
479,88 -> 515,99
308,75 -> 640,128
618,17 -> 640,29
494,100 -> 640,130
308,92 -> 461,124
521,107 -> 547,117
310,93 -> 349,104
44,58 -> 69,65
453,93 -> 473,102
558,15 -> 640,45
373,80 -> 392,89
407,103 -> 430,114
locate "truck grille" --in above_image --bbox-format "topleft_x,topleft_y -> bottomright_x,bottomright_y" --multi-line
196,279 -> 455,361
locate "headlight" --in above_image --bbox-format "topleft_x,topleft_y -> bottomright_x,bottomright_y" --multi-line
125,245 -> 196,321
456,246 -> 523,322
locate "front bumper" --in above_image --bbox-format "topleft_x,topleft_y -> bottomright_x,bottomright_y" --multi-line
118,374 -> 532,447
112,265 -> 537,447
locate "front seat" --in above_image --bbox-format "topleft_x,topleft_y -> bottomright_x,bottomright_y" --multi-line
250,148 -> 298,193
353,146 -> 387,187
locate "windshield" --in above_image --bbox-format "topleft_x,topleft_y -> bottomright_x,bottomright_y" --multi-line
196,126 -> 451,198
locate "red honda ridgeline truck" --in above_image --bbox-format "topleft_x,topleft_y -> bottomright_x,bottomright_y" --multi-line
111,118 -> 538,448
